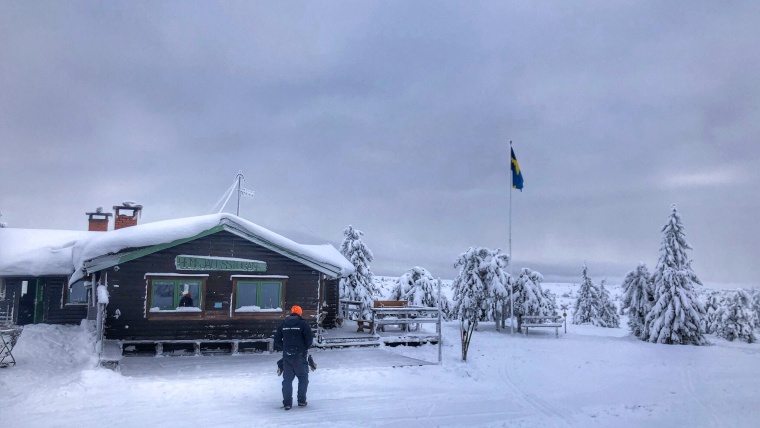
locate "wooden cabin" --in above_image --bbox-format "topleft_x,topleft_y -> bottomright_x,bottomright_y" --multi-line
0,208 -> 353,355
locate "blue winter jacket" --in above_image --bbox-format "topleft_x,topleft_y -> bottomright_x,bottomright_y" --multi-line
274,314 -> 314,356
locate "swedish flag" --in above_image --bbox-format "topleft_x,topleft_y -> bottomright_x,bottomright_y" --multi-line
511,147 -> 524,191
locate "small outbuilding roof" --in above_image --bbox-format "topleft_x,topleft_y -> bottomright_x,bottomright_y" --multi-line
0,213 -> 354,281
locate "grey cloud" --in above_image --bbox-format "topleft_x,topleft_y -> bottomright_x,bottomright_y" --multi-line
2,1 -> 759,285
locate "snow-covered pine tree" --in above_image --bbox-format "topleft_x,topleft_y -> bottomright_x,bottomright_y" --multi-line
619,263 -> 653,338
702,290 -> 726,334
338,225 -> 378,320
541,288 -> 558,318
597,279 -> 621,328
643,204 -> 707,345
390,266 -> 439,307
451,247 -> 509,361
572,263 -> 600,325
752,289 -> 760,329
481,249 -> 510,330
0,211 -> 7,228
436,278 -> 453,320
715,289 -> 757,343
510,268 -> 549,332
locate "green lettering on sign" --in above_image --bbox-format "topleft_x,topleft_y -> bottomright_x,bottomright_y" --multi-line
175,255 -> 267,272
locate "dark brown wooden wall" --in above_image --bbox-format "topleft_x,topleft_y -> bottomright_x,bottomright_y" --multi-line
102,230 -> 327,341
43,277 -> 89,324
0,276 -> 87,325
322,278 -> 340,328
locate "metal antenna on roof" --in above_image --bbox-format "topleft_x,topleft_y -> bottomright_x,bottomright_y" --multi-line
210,172 -> 255,215
213,172 -> 321,242
235,171 -> 256,217
236,171 -> 244,216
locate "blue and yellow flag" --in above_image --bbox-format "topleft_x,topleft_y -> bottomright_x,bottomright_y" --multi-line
511,147 -> 524,191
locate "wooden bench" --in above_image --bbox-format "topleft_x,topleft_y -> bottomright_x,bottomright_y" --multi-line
521,315 -> 564,338
373,300 -> 408,332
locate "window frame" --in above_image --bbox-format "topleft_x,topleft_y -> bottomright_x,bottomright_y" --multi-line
231,275 -> 287,318
145,274 -> 208,320
65,280 -> 88,305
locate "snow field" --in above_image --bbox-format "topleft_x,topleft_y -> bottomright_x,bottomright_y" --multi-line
3,285 -> 760,428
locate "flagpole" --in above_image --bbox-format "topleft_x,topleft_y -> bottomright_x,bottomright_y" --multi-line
509,141 -> 514,335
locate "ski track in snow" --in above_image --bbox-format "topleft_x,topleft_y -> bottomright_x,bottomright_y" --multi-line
679,365 -> 723,428
497,362 -> 573,428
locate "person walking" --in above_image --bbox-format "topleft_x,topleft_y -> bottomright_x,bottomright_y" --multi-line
274,305 -> 314,410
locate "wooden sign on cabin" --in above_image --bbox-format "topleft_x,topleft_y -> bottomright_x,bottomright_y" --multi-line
174,255 -> 267,272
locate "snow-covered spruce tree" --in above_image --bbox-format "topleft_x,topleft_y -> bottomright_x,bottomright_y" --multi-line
715,289 -> 757,343
643,204 -> 707,345
436,278 -> 453,320
750,289 -> 760,329
619,263 -> 653,337
338,225 -> 378,320
541,288 -> 558,318
0,211 -> 7,228
510,268 -> 551,332
391,266 -> 439,307
451,247 -> 509,361
702,290 -> 726,334
597,279 -> 621,328
572,263 -> 600,325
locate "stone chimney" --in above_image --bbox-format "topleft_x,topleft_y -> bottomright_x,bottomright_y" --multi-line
113,202 -> 143,230
85,207 -> 112,231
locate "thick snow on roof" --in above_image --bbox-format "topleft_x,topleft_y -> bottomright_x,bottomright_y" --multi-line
0,214 -> 354,279
0,228 -> 95,276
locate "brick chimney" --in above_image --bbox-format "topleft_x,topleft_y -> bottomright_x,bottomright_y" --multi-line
113,202 -> 143,230
85,207 -> 112,231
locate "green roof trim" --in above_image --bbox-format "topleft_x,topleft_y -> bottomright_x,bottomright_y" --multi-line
219,220 -> 343,276
83,221 -> 344,277
84,225 -> 225,273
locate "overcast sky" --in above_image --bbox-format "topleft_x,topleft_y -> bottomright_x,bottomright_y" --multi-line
2,1 -> 759,286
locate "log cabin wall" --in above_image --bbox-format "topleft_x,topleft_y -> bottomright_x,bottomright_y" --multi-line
0,276 -> 86,325
42,277 -> 88,324
321,278 -> 340,328
102,230 -> 326,341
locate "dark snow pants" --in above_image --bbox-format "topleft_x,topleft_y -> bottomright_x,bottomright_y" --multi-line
281,353 -> 309,406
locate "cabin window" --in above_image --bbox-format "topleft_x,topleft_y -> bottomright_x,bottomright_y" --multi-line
148,277 -> 203,311
234,280 -> 283,312
66,281 -> 88,305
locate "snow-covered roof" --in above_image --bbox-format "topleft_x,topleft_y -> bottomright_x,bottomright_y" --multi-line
0,214 -> 354,281
0,228 -> 95,277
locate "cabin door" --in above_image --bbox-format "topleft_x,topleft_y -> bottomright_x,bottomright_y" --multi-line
34,279 -> 45,323
16,279 -> 45,325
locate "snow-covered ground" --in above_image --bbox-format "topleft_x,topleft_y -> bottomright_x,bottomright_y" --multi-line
2,283 -> 759,427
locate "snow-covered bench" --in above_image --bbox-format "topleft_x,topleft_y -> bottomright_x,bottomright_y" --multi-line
373,300 -> 409,332
521,315 -> 564,338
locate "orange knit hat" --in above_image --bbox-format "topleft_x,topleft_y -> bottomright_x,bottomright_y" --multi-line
291,305 -> 302,316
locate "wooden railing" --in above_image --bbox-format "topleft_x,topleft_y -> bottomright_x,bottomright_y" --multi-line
370,306 -> 442,335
